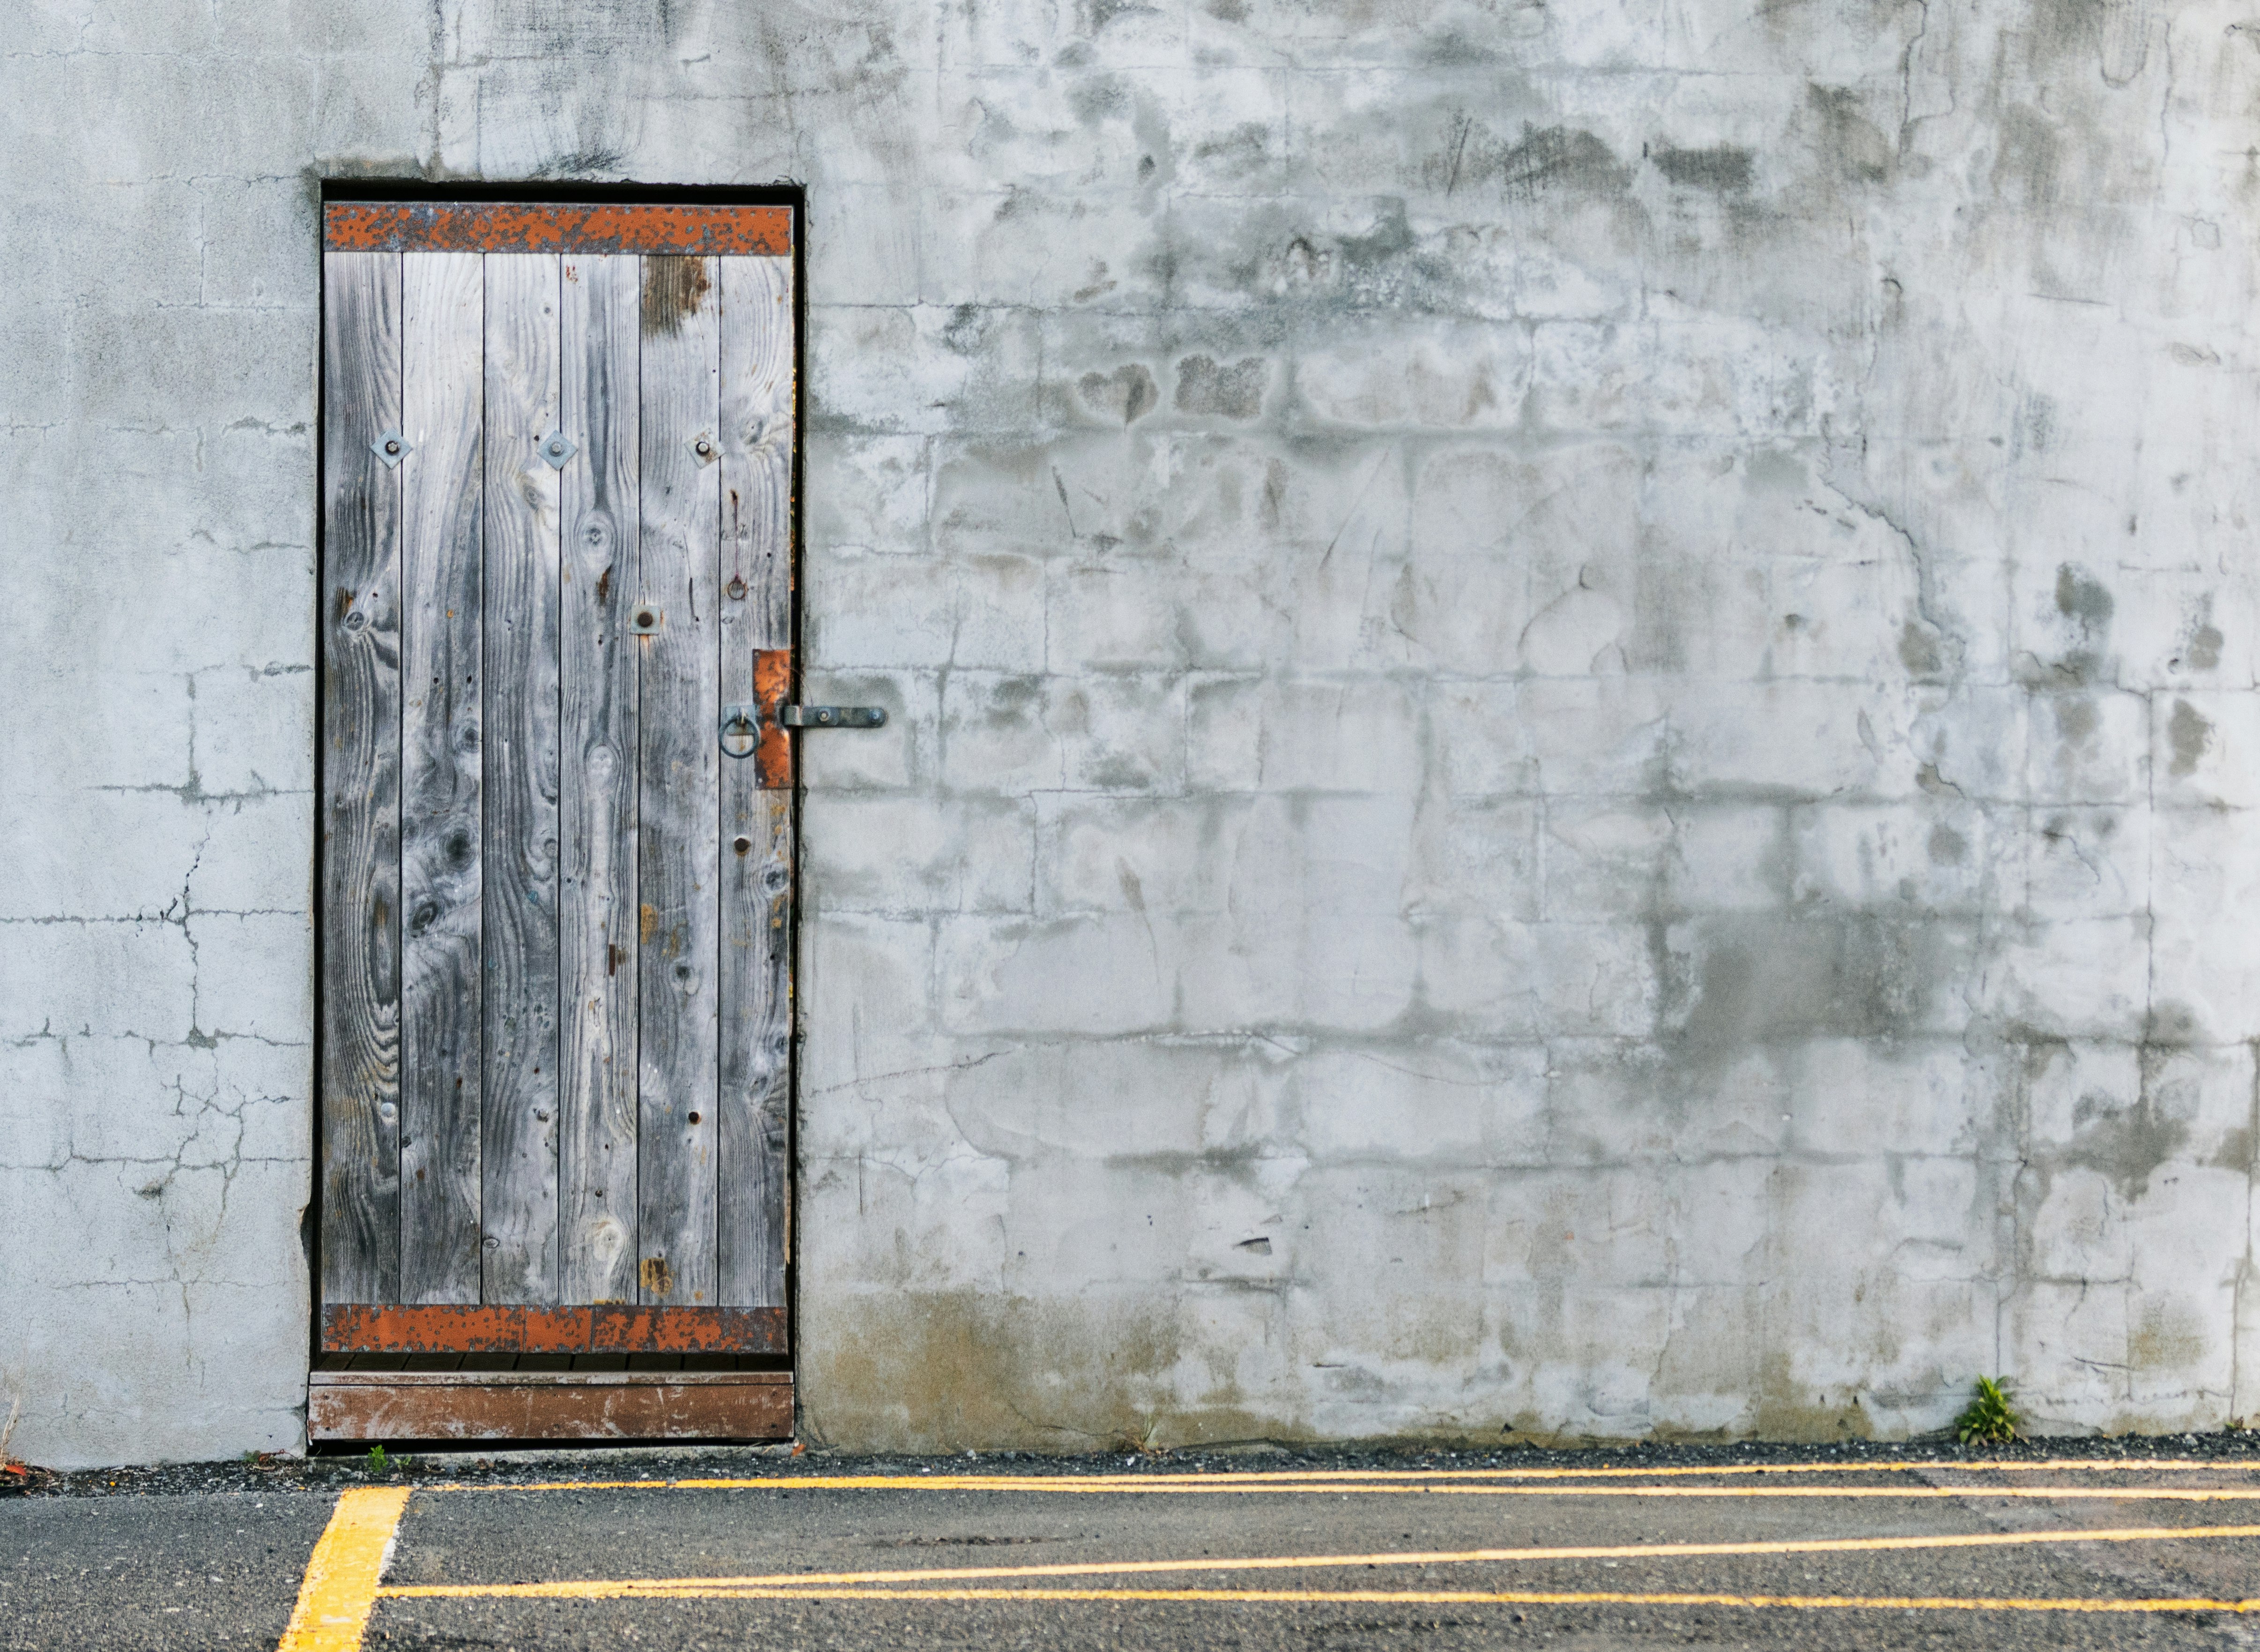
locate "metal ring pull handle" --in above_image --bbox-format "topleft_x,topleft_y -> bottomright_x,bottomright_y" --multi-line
719,707 -> 761,759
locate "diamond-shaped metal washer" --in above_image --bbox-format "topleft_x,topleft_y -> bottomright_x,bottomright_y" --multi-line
539,431 -> 578,470
688,432 -> 718,466
371,430 -> 412,469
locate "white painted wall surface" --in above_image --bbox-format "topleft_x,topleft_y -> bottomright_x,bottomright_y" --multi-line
4,0 -> 2258,1466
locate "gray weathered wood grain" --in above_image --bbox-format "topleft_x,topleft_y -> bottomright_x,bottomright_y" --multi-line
636,255 -> 723,1307
481,253 -> 563,1303
559,253 -> 642,1305
717,255 -> 796,1312
398,251 -> 486,1305
320,251 -> 405,1305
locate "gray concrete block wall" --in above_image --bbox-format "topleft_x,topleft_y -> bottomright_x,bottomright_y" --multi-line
3,0 -> 2256,1465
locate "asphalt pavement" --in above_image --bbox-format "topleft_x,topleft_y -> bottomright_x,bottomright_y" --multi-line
11,1440 -> 2260,1649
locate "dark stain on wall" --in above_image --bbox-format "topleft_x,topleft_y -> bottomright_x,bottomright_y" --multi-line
1079,364 -> 1158,424
1650,143 -> 1756,192
1991,107 -> 2064,214
1175,355 -> 1267,419
805,1288 -> 1297,1451
1499,125 -> 1632,198
1807,86 -> 1894,184
2178,601 -> 2225,671
2168,700 -> 2213,776
2062,1093 -> 2188,1200
2055,563 -> 2115,632
1666,915 -> 1952,1056
1900,618 -> 1947,677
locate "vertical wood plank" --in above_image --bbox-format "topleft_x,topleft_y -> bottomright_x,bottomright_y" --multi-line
636,255 -> 723,1307
482,254 -> 563,1303
559,254 -> 642,1304
717,255 -> 796,1312
398,252 -> 485,1304
320,251 -> 404,1305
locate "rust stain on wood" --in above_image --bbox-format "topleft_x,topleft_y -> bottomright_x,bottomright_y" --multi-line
640,1255 -> 677,1298
321,1303 -> 785,1353
324,204 -> 792,256
308,1372 -> 791,1442
754,648 -> 794,790
641,256 -> 713,337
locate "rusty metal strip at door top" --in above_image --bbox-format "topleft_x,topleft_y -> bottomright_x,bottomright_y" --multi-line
325,204 -> 793,255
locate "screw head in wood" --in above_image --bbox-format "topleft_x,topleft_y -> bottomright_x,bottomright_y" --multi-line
538,430 -> 578,469
733,835 -> 752,855
370,429 -> 412,469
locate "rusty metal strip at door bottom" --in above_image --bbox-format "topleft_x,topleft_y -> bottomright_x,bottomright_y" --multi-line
323,1304 -> 786,1355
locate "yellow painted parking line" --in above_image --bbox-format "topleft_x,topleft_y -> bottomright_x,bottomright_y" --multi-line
384,1582 -> 2260,1612
465,1458 -> 2251,1494
378,1518 -> 2260,1599
279,1486 -> 412,1652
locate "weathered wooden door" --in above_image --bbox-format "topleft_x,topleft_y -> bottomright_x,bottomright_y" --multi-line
313,202 -> 796,1438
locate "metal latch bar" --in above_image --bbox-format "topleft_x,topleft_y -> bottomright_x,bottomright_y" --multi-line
779,705 -> 887,729
719,702 -> 888,757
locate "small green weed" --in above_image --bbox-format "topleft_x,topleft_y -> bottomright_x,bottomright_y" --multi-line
367,1444 -> 388,1473
1955,1375 -> 2022,1446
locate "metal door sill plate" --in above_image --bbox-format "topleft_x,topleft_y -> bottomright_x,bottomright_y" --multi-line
309,1369 -> 792,1443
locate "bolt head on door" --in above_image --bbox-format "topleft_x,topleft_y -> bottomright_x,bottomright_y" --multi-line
630,605 -> 663,634
539,430 -> 578,469
371,429 -> 412,468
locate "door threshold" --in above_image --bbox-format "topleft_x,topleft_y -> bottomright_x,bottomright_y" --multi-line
313,1351 -> 782,1372
309,1369 -> 792,1443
